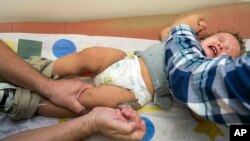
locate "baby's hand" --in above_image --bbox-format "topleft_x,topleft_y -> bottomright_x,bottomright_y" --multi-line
197,20 -> 207,36
172,14 -> 206,33
160,26 -> 171,42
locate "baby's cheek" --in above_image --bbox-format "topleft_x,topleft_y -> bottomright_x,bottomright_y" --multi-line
219,51 -> 231,57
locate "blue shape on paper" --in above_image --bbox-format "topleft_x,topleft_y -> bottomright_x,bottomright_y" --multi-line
52,39 -> 76,58
141,116 -> 155,141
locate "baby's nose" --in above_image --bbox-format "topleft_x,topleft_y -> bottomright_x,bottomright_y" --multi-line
218,43 -> 223,50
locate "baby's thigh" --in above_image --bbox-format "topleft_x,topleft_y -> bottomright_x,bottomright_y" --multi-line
37,99 -> 78,118
79,85 -> 139,109
80,47 -> 126,73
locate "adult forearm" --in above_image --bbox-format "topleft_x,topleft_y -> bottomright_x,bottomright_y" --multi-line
0,40 -> 50,97
3,115 -> 93,141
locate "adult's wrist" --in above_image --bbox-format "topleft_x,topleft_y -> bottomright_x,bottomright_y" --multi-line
79,113 -> 97,137
36,78 -> 53,99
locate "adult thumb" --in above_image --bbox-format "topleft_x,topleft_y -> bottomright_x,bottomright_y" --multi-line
70,100 -> 87,114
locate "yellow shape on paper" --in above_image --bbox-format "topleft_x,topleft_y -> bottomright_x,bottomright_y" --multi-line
127,52 -> 135,58
138,106 -> 163,113
80,46 -> 89,50
3,40 -> 17,52
58,118 -> 67,124
194,120 -> 224,141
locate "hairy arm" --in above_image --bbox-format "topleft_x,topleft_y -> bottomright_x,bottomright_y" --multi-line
3,114 -> 94,141
0,40 -> 93,113
3,106 -> 146,141
0,40 -> 51,97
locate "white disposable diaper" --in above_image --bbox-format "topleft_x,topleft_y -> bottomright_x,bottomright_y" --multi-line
94,55 -> 151,106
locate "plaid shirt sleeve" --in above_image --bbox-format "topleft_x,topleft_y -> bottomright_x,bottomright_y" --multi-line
164,24 -> 250,125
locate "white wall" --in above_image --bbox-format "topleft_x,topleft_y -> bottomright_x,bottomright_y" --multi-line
0,0 -> 248,22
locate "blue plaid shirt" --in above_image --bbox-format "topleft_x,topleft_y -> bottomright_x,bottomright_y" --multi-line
164,25 -> 250,125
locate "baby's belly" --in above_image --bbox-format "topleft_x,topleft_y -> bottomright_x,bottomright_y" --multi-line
138,57 -> 154,96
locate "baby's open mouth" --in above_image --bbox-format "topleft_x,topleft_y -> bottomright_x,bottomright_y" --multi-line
208,45 -> 217,56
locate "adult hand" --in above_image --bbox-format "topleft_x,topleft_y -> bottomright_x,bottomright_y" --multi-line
47,79 -> 94,114
172,14 -> 206,34
88,106 -> 146,140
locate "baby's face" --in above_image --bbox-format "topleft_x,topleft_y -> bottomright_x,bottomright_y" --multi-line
201,32 -> 241,58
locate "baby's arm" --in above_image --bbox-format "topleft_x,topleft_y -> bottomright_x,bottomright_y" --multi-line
160,14 -> 206,42
171,14 -> 206,34
37,85 -> 140,118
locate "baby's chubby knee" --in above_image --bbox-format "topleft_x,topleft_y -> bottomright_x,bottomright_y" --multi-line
81,47 -> 102,57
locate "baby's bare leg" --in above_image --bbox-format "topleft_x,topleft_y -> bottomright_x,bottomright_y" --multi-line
79,85 -> 141,110
37,99 -> 80,118
53,47 -> 126,77
37,85 -> 140,118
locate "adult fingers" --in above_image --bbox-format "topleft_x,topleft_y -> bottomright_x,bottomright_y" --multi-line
120,106 -> 141,126
69,100 -> 87,114
69,81 -> 92,113
111,122 -> 146,140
